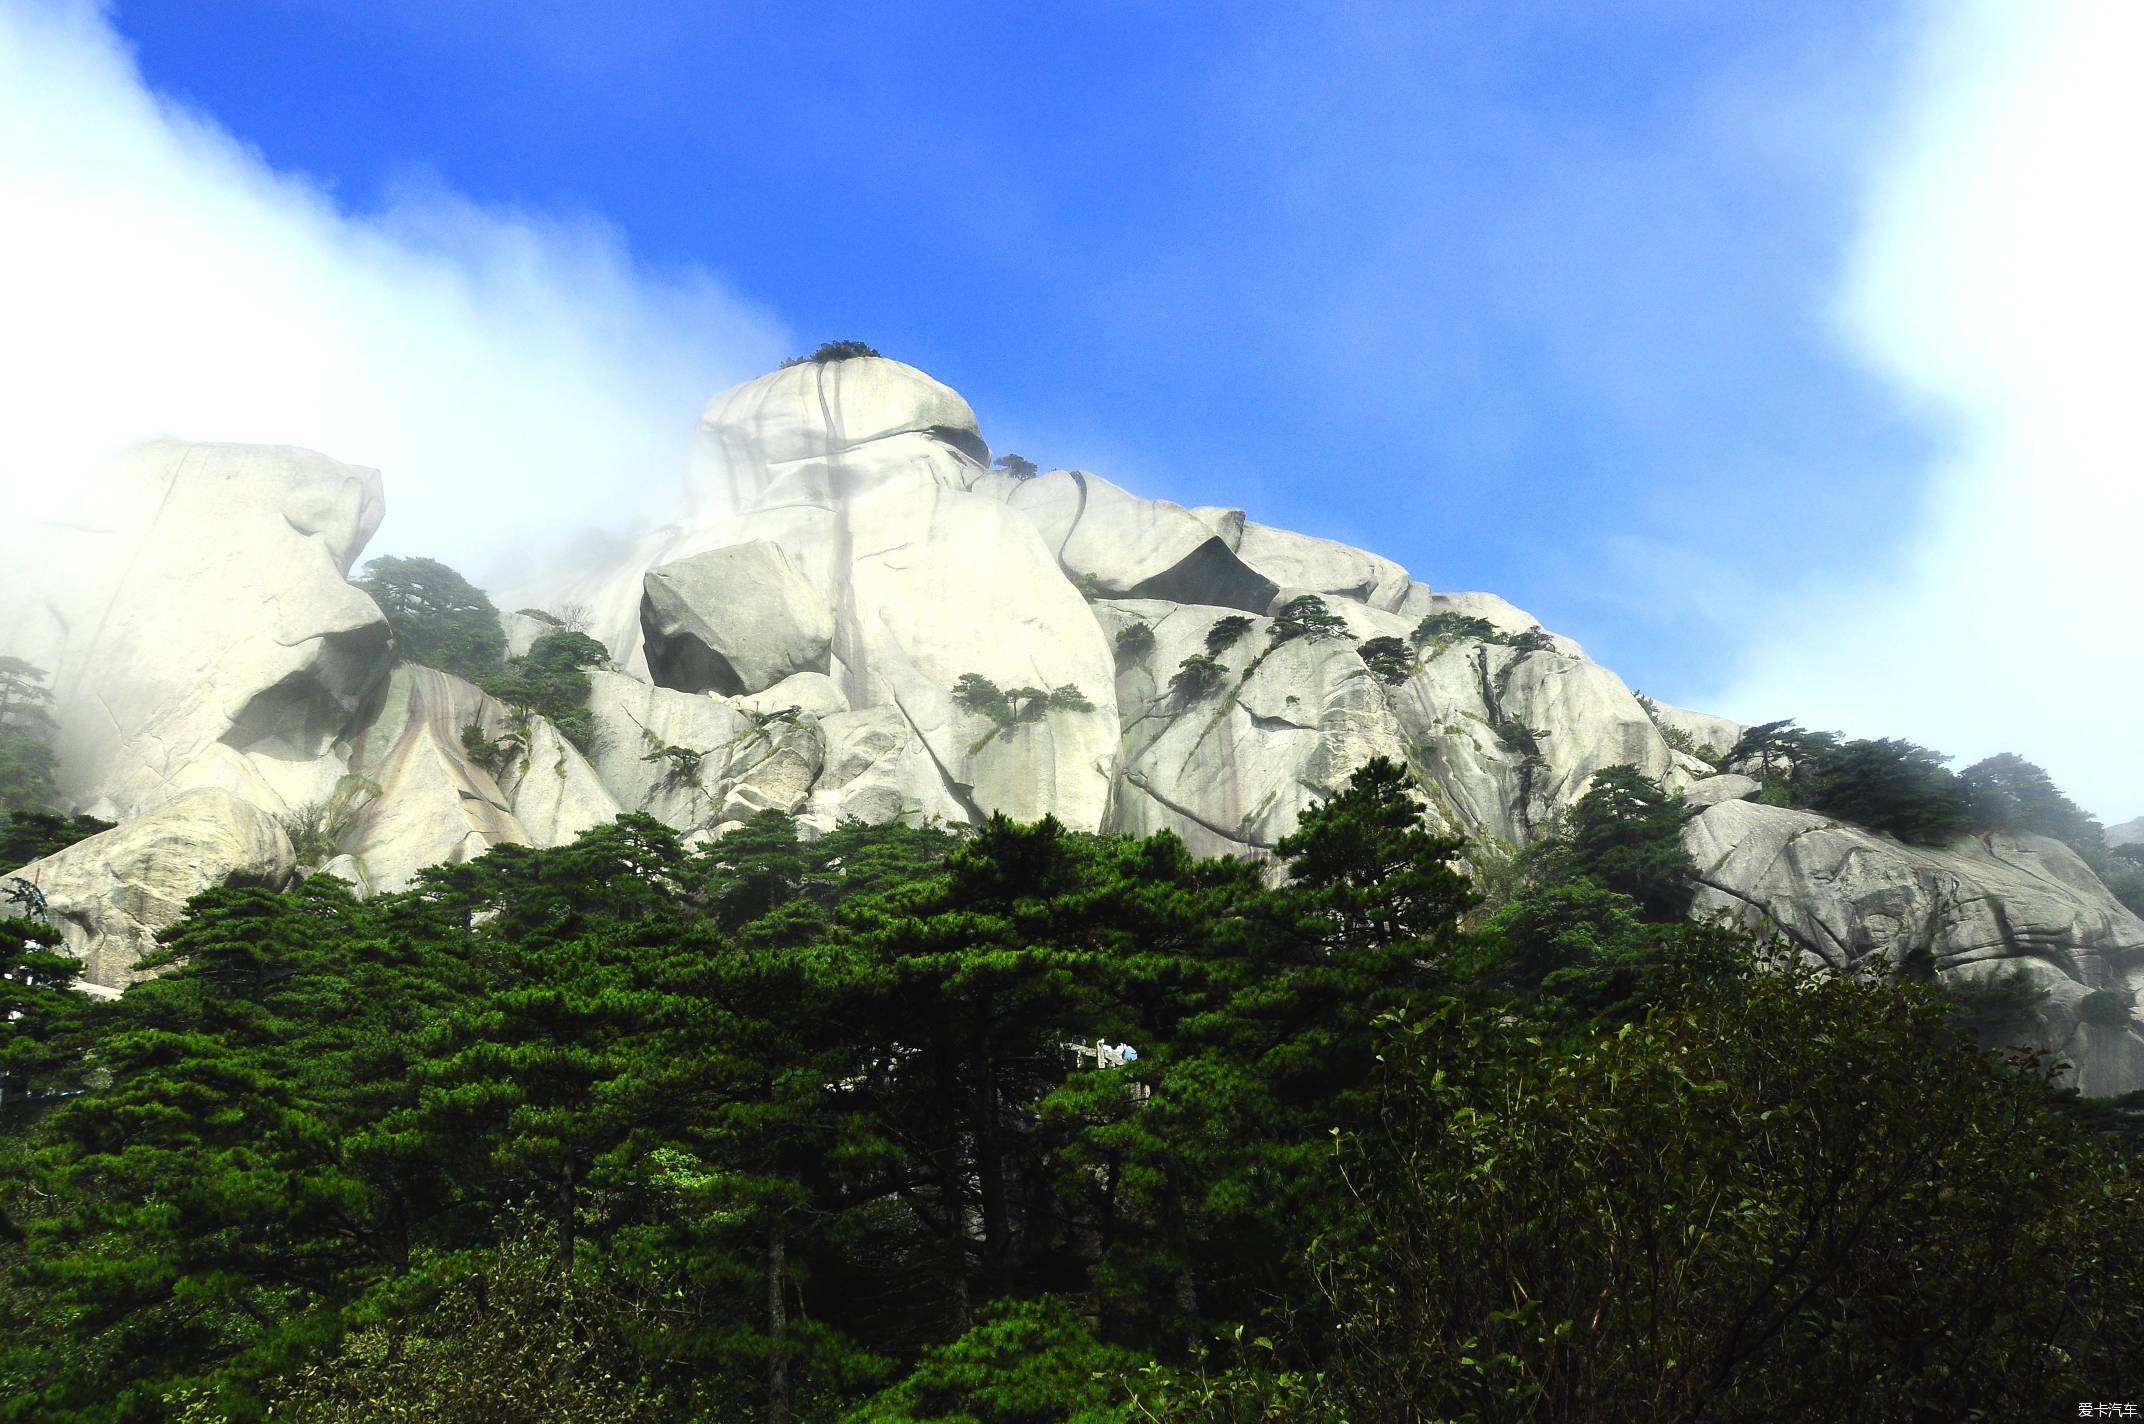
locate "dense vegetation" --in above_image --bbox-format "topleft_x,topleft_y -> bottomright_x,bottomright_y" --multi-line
354,556 -> 509,685
1721,722 -> 2140,910
3,759 -> 2140,1422
352,554 -> 609,762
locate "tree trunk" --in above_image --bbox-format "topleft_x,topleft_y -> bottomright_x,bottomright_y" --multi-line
767,1219 -> 791,1424
975,1051 -> 1013,1296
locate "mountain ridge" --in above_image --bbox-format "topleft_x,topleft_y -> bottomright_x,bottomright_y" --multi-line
7,355 -> 2141,1089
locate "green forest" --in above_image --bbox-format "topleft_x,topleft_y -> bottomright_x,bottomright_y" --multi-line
4,752 -> 2142,1422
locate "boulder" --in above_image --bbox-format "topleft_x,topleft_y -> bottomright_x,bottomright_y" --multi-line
1686,798 -> 2144,1094
584,670 -> 825,835
1682,773 -> 1762,809
688,357 -> 986,513
4,788 -> 293,991
498,609 -> 560,659
641,541 -> 835,696
996,470 -> 1276,612
494,715 -> 622,850
736,671 -> 850,721
806,706 -> 971,829
9,440 -> 391,822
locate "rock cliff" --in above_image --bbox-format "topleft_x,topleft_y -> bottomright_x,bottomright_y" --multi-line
7,357 -> 2140,1090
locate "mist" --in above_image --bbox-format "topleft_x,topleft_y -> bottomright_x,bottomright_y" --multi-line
0,0 -> 788,588
1705,0 -> 2144,822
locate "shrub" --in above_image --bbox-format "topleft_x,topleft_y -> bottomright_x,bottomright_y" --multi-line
641,741 -> 706,789
994,453 -> 1040,479
1803,738 -> 1975,846
780,340 -> 881,367
1357,636 -> 1412,685
952,675 -> 1091,727
1205,615 -> 1255,655
0,811 -> 114,867
1168,654 -> 1227,703
1115,622 -> 1155,660
1959,753 -> 2105,856
478,630 -> 610,757
953,673 -> 1011,724
1556,765 -> 1698,919
2079,989 -> 2135,1028
277,775 -> 382,866
1268,595 -> 1354,646
460,721 -> 519,776
355,556 -> 507,683
1409,611 -> 1499,647
1507,625 -> 1557,655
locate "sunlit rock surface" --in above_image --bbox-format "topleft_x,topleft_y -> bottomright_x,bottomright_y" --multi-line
1687,800 -> 2144,1095
3,788 -> 292,990
9,360 -> 2142,1091
642,541 -> 834,696
7,440 -> 390,823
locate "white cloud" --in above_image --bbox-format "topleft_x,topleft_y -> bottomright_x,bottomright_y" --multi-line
0,0 -> 788,588
1707,0 -> 2144,822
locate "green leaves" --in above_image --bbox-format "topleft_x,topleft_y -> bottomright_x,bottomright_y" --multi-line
354,556 -> 507,683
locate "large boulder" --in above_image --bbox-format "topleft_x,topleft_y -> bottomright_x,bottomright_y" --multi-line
1687,799 -> 2144,1095
991,471 -> 1276,612
5,440 -> 391,822
4,788 -> 293,991
1682,773 -> 1762,809
492,715 -> 622,850
688,357 -> 986,513
641,541 -> 834,696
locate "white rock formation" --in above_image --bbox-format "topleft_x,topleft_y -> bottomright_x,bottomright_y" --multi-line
2108,817 -> 2144,850
688,355 -> 986,513
641,541 -> 834,696
1681,773 -> 1762,809
988,471 -> 1277,612
7,441 -> 391,822
1193,508 -> 1414,612
3,788 -> 293,990
1644,698 -> 1744,759
11,359 -> 2142,1093
341,666 -> 529,889
1686,799 -> 2144,1094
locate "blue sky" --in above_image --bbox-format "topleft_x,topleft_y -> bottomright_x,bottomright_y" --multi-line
5,1 -> 2137,816
107,0 -> 1927,686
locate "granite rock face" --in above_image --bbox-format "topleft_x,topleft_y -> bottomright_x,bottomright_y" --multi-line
11,361 -> 2142,1093
1686,800 -> 2144,1095
7,440 -> 391,823
641,541 -> 834,696
2,788 -> 293,990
